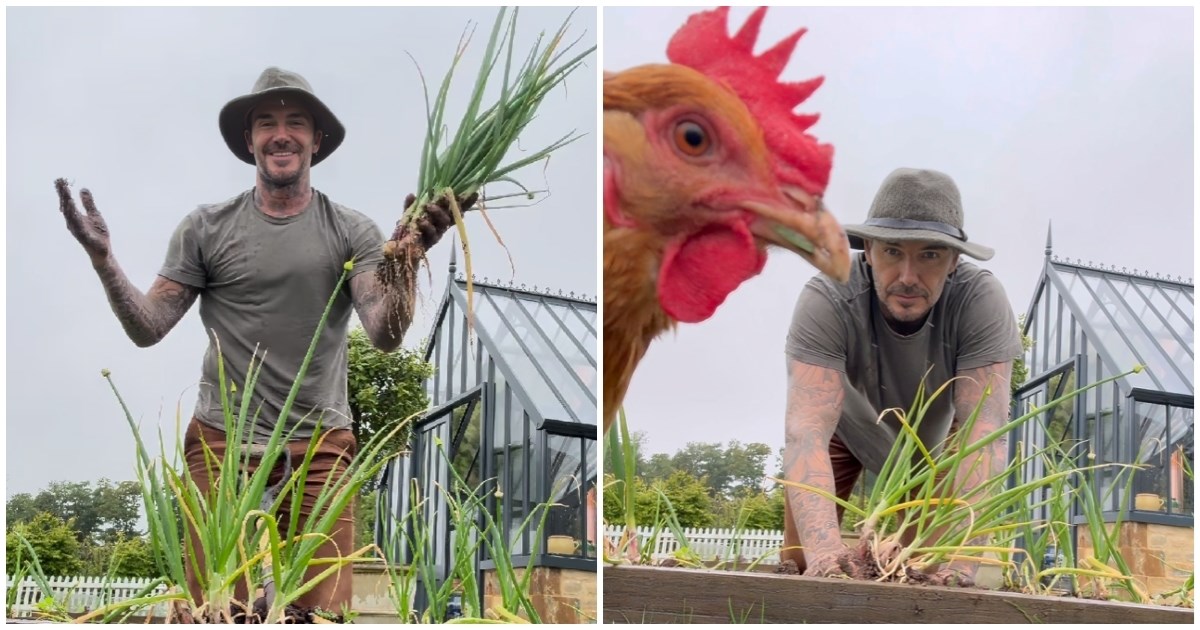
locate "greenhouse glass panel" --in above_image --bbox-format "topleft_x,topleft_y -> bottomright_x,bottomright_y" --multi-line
1131,401 -> 1194,517
446,306 -> 463,398
473,291 -> 571,423
1060,270 -> 1152,390
1125,281 -> 1193,363
1147,285 -> 1191,332
549,302 -> 597,352
463,337 -> 480,393
1171,407 -> 1194,516
1043,281 -> 1059,369
545,434 -> 584,555
506,294 -> 596,424
450,402 -> 483,491
1165,284 -> 1194,309
1090,274 -> 1192,393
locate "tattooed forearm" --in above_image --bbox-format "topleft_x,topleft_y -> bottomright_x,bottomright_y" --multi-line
952,362 -> 1013,495
93,258 -> 198,347
351,271 -> 413,352
783,360 -> 846,558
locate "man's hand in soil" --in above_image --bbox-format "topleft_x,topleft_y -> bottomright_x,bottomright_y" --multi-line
803,545 -> 867,579
925,561 -> 976,588
56,178 -> 112,265
404,192 -> 479,251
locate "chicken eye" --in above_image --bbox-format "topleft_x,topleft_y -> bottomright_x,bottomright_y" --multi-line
673,121 -> 710,156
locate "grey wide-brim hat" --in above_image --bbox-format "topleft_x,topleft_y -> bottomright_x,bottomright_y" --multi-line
844,167 -> 994,260
218,67 -> 344,166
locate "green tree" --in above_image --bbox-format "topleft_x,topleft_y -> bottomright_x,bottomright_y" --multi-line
651,471 -> 714,528
603,471 -> 714,529
713,490 -> 785,530
347,326 -> 435,491
80,534 -> 158,579
107,535 -> 157,579
640,452 -> 674,483
5,493 -> 38,528
355,490 -> 379,555
6,513 -> 83,577
5,479 -> 140,546
665,441 -> 772,497
1011,314 -> 1034,396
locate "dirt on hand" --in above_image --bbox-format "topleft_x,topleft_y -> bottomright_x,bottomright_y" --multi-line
774,559 -> 801,575
906,565 -> 975,588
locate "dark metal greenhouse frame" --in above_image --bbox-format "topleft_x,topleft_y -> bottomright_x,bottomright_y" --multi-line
1011,228 -> 1193,558
374,257 -> 597,614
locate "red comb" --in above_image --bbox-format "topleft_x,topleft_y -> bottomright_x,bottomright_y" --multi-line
667,6 -> 833,196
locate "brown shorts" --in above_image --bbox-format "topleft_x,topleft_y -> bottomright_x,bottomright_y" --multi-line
182,418 -> 358,525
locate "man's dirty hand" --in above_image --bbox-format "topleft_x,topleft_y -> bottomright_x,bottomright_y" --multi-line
56,178 -> 112,266
802,545 -> 867,579
403,192 -> 479,251
924,561 -> 976,588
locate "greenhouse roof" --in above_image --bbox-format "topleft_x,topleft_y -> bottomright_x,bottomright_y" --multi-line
1030,252 -> 1193,396
425,267 -> 597,426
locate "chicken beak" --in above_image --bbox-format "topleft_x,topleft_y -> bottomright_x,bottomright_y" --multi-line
744,187 -> 851,283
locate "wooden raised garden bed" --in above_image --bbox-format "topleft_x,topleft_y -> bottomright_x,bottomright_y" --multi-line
603,565 -> 1194,624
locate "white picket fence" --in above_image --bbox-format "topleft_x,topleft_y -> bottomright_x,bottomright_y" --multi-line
603,525 -> 785,565
4,575 -> 169,620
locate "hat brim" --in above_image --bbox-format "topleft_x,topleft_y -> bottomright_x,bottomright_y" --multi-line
218,87 -> 345,166
845,224 -> 994,260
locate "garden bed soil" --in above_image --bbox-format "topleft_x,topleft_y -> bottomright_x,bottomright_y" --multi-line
603,565 -> 1194,624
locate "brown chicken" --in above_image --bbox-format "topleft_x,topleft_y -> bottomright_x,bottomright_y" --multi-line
603,7 -> 851,434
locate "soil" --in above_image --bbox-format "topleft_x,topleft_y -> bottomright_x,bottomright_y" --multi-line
769,538 -> 972,587
374,231 -> 424,340
170,599 -> 344,624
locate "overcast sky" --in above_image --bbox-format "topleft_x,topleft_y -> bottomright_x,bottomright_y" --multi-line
5,6 -> 597,498
604,6 -> 1194,460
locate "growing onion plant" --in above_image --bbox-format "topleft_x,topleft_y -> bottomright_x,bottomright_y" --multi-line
82,261 -> 415,623
774,366 -> 1145,591
378,6 -> 595,330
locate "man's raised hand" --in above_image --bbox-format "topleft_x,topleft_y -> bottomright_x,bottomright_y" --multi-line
56,178 -> 112,265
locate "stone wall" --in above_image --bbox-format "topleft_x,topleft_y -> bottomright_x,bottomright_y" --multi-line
1076,521 -> 1193,603
483,566 -> 597,623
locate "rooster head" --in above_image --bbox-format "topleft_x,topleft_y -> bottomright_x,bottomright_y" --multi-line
604,6 -> 850,324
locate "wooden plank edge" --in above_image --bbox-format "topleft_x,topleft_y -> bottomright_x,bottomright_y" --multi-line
602,565 -> 1195,624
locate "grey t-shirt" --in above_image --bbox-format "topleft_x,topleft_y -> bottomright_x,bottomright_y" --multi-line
785,254 -> 1023,472
159,188 -> 385,443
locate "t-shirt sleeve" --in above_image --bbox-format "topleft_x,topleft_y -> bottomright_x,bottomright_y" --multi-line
345,211 -> 386,279
956,271 -> 1024,372
784,281 -> 848,372
158,213 -> 206,288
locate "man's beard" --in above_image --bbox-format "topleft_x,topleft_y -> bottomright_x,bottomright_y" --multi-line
258,160 -> 305,190
878,284 -> 930,323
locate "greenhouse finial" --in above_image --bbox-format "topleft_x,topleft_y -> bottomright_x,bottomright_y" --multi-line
1045,221 -> 1053,259
448,236 -> 458,276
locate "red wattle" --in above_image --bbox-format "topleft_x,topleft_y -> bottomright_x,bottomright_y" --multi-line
658,221 -> 766,323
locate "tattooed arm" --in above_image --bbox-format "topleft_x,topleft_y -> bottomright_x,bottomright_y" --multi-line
351,192 -> 478,352
783,359 -> 849,577
95,267 -> 199,348
952,361 -> 1013,496
56,179 -> 198,347
350,271 -> 413,353
922,361 -> 1013,585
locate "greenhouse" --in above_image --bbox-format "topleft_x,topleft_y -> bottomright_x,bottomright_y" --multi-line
374,254 -> 598,616
1014,229 -> 1193,524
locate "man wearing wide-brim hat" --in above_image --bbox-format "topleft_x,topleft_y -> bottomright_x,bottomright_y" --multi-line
55,67 -> 470,620
778,167 -> 1023,583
